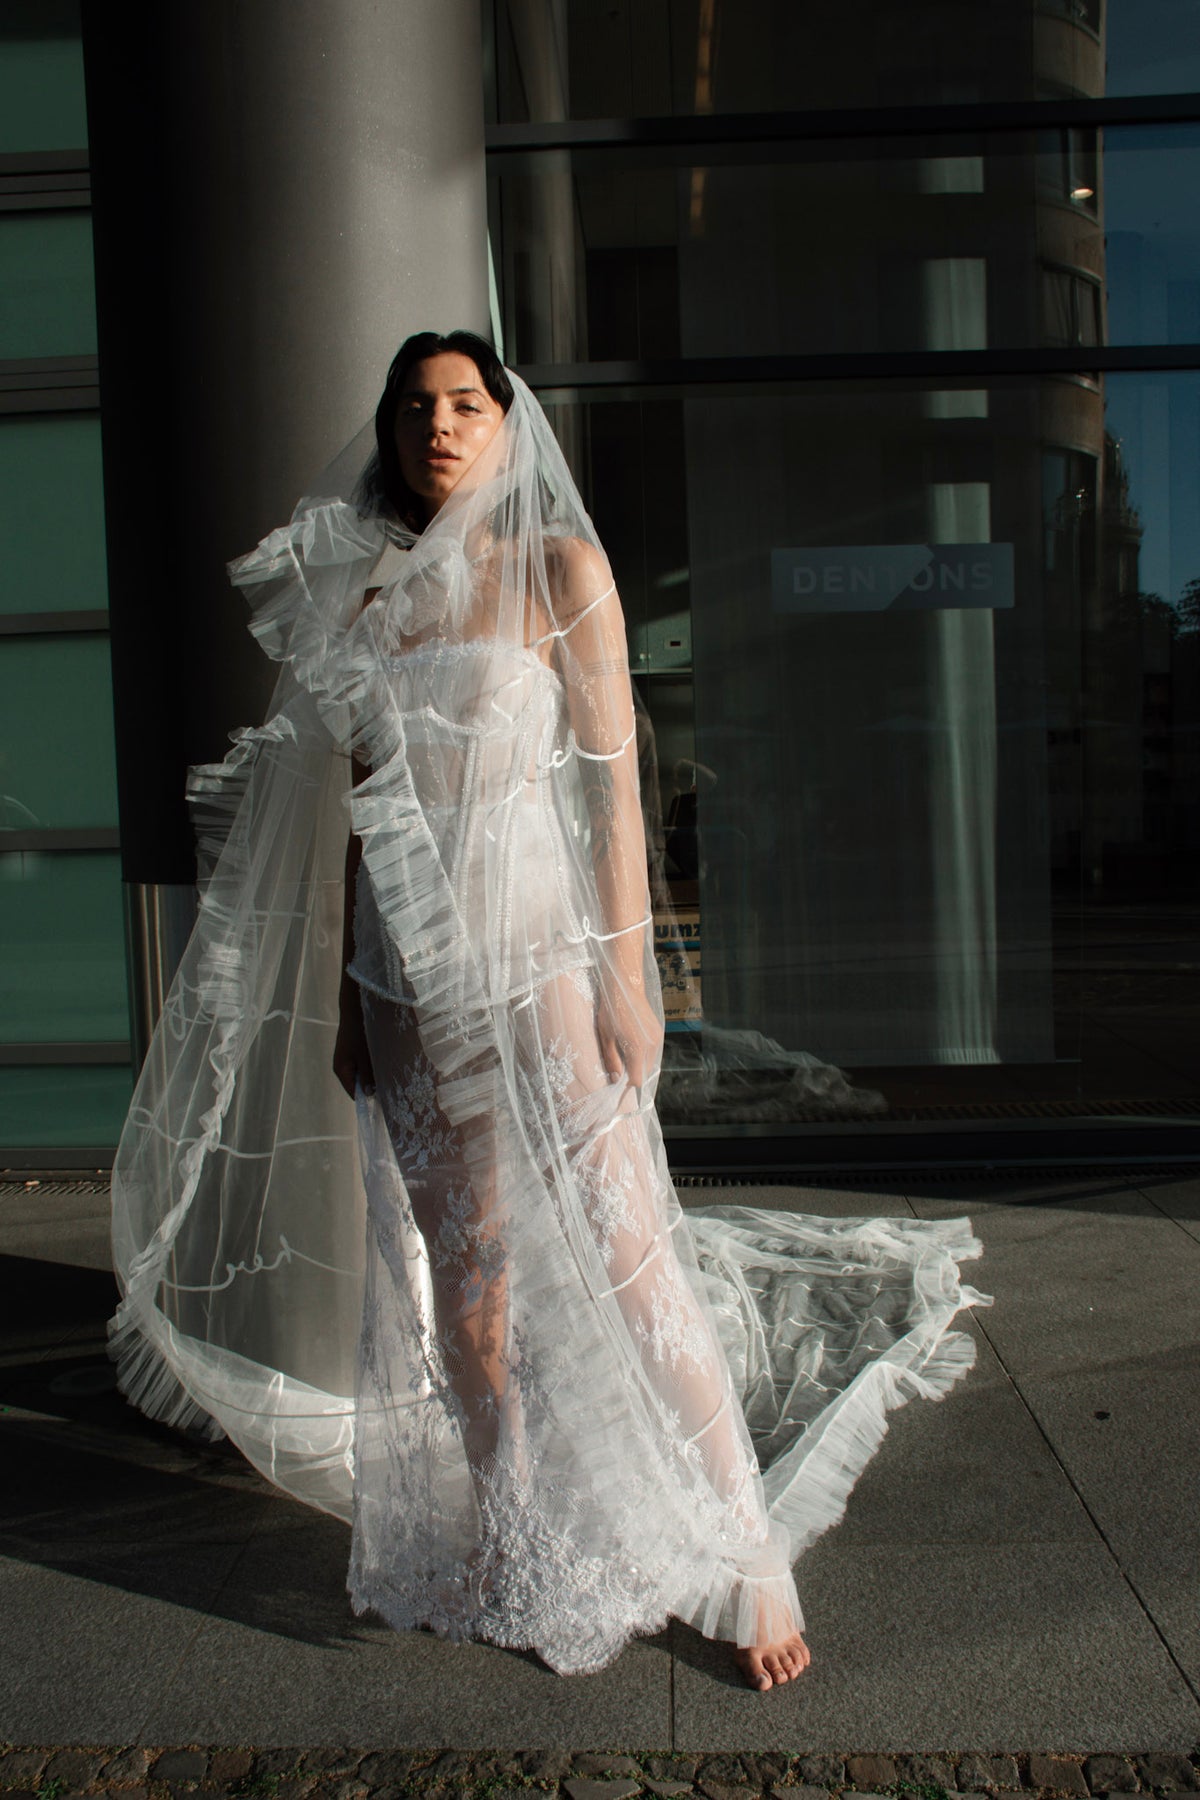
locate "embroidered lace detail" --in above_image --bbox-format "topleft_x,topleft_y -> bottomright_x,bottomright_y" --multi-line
376,1026 -> 456,1173
577,1152 -> 638,1268
636,1264 -> 719,1378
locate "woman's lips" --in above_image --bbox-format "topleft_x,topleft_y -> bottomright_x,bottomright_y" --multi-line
422,452 -> 458,464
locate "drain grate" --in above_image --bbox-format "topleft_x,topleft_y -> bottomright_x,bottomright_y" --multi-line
0,1177 -> 111,1198
675,1162 -> 1200,1188
887,1096 -> 1200,1120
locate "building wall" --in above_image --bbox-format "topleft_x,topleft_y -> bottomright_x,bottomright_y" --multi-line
0,0 -> 131,1159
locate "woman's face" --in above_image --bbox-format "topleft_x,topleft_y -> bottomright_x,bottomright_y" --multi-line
393,352 -> 506,521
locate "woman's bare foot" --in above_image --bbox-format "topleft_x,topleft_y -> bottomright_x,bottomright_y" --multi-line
734,1630 -> 810,1691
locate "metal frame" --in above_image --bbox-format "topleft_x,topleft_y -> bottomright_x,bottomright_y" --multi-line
486,92 -> 1200,154
0,610 -> 109,636
0,148 -> 90,212
515,346 -> 1200,395
0,1042 -> 129,1067
0,355 -> 100,414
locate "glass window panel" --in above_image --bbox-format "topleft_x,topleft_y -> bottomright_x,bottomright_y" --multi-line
489,0 -> 1198,122
492,126 -> 1199,363
0,1064 -> 132,1151
0,1 -> 86,154
0,415 -> 107,615
539,376 -> 1199,1131
0,851 -> 128,1042
0,212 -> 97,359
0,638 -> 118,830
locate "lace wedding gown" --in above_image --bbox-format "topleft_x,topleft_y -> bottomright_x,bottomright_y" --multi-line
108,376 -> 987,1676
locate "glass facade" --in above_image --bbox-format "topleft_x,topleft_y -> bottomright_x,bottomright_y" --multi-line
486,0 -> 1200,1142
0,0 -> 131,1160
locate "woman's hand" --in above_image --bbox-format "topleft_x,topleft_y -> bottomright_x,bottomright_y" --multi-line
597,981 -> 664,1092
333,983 -> 375,1100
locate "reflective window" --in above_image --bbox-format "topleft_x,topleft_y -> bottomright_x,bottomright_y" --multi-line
0,213 -> 96,359
538,375 -> 1199,1128
0,415 -> 108,615
488,0 -> 1200,122
0,638 -> 119,830
0,0 -> 86,154
490,126 -> 1200,363
0,1065 -> 132,1151
0,852 -> 128,1043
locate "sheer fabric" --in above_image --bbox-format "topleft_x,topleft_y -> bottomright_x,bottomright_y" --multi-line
108,371 -> 987,1674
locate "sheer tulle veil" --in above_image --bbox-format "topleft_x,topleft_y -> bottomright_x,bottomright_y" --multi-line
108,363 -> 988,1674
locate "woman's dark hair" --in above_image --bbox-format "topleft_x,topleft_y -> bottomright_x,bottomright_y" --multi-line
357,329 -> 513,525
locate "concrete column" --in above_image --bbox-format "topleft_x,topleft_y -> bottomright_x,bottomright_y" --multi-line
83,0 -> 489,1060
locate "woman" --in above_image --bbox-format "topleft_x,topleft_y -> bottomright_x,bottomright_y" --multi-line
109,330 -> 986,1690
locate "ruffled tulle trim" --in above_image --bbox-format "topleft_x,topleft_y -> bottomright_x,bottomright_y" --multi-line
107,1309 -> 225,1440
689,1207 -> 989,1555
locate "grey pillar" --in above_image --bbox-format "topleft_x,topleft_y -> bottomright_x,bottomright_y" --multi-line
83,0 -> 489,1064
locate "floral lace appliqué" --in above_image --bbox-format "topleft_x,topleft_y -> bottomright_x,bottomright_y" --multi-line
636,1265 -> 717,1378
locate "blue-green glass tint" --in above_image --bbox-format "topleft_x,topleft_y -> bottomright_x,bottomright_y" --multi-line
0,2 -> 86,153
0,212 -> 97,359
0,415 -> 107,615
0,637 -> 118,830
0,852 -> 128,1042
0,1065 -> 132,1151
1105,127 -> 1200,344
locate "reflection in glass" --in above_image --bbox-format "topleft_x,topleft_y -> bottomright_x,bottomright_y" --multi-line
490,0 -> 1199,122
492,126 -> 1199,363
553,378 -> 1199,1125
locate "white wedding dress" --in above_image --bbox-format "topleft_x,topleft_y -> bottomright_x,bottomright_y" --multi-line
107,374 -> 987,1676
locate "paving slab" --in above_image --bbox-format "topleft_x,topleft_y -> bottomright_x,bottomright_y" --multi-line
673,1538 -> 1200,1752
6,1174 -> 1200,1754
0,1188 -> 113,1271
141,1603 -> 672,1747
1018,1357 -> 1200,1693
817,1319 -> 1088,1549
1138,1173 -> 1200,1244
0,1546 -> 243,1741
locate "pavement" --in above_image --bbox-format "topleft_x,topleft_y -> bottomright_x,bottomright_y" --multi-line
2,1165 -> 1199,1771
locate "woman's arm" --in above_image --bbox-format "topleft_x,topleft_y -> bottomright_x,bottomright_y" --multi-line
552,542 -> 664,1088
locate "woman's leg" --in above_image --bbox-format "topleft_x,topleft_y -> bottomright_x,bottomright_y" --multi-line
359,988 -> 510,1489
517,965 -> 809,1686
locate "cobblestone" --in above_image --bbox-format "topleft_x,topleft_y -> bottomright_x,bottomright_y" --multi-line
956,1755 -> 1024,1791
151,1751 -> 210,1783
0,1744 -> 1197,1800
1085,1760 -> 1140,1794
894,1757 -> 958,1791
563,1781 -> 642,1800
847,1758 -> 898,1789
209,1752 -> 255,1784
698,1759 -> 751,1787
797,1760 -> 847,1790
0,1752 -> 49,1788
44,1749 -> 107,1788
1138,1759 -> 1200,1792
572,1757 -> 645,1778
1028,1758 -> 1089,1797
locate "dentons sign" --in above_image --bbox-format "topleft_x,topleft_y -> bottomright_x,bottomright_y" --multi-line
771,544 -> 1014,612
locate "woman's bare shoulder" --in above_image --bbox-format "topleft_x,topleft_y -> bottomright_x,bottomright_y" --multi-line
547,535 -> 615,613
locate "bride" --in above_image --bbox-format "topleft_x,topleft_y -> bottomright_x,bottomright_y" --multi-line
108,329 -> 987,1691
